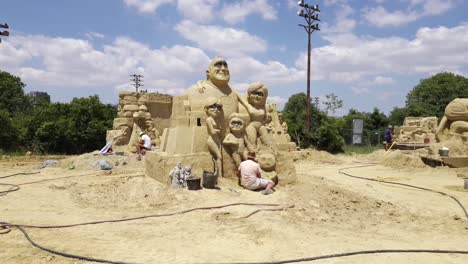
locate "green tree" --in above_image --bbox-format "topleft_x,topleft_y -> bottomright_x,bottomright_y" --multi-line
406,72 -> 468,118
282,93 -> 344,152
0,109 -> 20,150
0,71 -> 30,114
388,107 -> 408,126
322,93 -> 343,115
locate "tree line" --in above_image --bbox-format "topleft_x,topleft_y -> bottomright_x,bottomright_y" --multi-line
1,70 -> 468,154
0,71 -> 116,154
282,72 -> 468,153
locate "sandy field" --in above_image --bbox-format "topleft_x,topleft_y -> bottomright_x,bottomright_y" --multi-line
1,149 -> 468,264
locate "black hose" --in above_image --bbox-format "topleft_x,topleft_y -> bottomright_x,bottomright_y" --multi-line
1,203 -> 286,229
212,249 -> 468,264
0,182 -> 20,196
15,224 -> 137,264
0,171 -> 40,179
338,164 -> 468,219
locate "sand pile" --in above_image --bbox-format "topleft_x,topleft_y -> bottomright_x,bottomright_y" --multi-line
293,149 -> 343,164
380,150 -> 427,169
58,151 -> 143,171
427,138 -> 468,157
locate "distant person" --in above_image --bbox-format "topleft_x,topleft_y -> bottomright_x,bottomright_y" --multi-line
238,151 -> 275,195
385,125 -> 393,151
136,131 -> 151,161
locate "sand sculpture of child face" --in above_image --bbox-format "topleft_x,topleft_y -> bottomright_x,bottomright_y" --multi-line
229,116 -> 245,134
247,83 -> 268,107
206,103 -> 222,118
258,152 -> 276,172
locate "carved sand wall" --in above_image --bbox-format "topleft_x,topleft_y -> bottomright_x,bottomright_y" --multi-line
106,92 -> 172,151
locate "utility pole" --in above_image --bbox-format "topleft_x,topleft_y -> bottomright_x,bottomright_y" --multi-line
0,23 -> 9,43
297,1 -> 320,131
130,74 -> 143,93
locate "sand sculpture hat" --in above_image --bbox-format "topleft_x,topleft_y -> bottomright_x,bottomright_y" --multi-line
247,151 -> 256,159
204,96 -> 223,109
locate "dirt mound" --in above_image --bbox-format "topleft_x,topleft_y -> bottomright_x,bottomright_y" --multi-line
293,149 -> 343,164
380,150 -> 427,169
58,151 -> 143,171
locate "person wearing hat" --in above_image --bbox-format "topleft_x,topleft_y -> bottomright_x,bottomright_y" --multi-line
136,131 -> 152,161
238,151 -> 275,195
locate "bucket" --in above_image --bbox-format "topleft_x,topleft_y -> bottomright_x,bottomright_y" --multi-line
186,177 -> 201,190
439,148 -> 449,157
203,170 -> 218,189
424,138 -> 430,144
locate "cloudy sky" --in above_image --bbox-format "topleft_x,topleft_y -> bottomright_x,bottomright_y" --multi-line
1,0 -> 467,115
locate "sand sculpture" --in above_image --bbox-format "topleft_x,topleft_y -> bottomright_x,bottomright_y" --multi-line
223,113 -> 251,168
237,82 -> 272,149
142,57 -> 296,185
394,117 -> 437,145
436,98 -> 468,141
107,92 -> 172,152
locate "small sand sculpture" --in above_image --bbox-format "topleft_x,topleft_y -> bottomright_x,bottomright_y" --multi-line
237,82 -> 271,149
204,97 -> 224,174
223,113 -> 251,168
436,98 -> 468,141
257,148 -> 278,184
169,162 -> 184,188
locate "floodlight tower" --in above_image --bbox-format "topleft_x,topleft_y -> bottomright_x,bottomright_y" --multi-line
297,1 -> 320,131
130,74 -> 144,93
0,23 -> 9,43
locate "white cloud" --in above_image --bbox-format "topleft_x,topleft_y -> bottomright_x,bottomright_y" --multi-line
1,34 -> 210,97
363,7 -> 419,27
123,0 -> 172,13
220,0 -> 278,24
322,4 -> 356,34
363,0 -> 457,27
351,87 -> 371,95
176,0 -> 219,24
294,22 -> 468,90
267,95 -> 287,107
229,56 -> 302,85
85,32 -> 105,40
175,20 -> 267,56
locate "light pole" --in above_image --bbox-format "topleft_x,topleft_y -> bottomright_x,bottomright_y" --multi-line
0,23 -> 9,43
297,1 -> 320,131
130,74 -> 144,93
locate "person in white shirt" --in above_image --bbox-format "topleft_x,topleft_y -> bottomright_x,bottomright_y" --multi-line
136,131 -> 152,161
238,151 -> 275,195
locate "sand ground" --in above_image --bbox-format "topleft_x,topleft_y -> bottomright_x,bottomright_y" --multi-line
1,149 -> 468,264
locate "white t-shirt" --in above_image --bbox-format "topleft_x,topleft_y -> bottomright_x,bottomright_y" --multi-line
141,134 -> 152,149
238,159 -> 261,188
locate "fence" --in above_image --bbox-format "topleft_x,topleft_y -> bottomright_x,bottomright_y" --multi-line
342,129 -> 386,146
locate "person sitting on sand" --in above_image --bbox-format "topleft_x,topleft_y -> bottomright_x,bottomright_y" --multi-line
238,151 -> 275,195
136,131 -> 152,161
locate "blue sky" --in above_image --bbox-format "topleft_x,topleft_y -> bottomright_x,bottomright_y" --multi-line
1,0 -> 468,115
